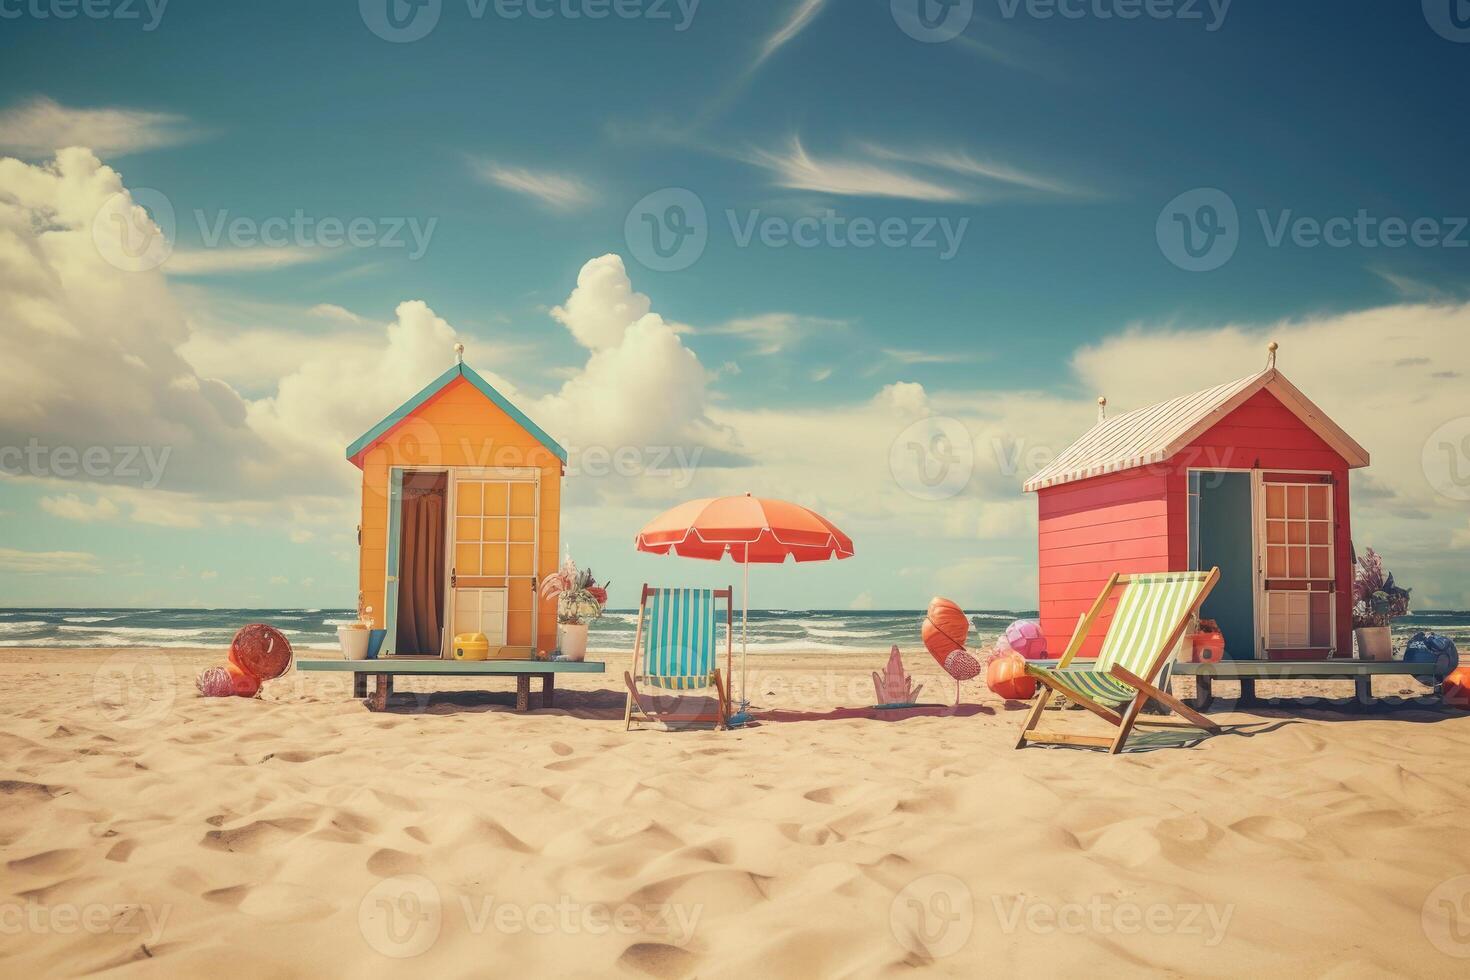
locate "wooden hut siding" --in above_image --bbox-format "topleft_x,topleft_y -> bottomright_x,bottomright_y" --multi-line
1034,384 -> 1359,660
1036,468 -> 1176,659
355,373 -> 563,655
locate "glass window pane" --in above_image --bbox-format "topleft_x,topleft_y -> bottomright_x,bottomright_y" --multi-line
455,542 -> 481,576
1288,522 -> 1307,544
1308,521 -> 1329,544
483,483 -> 508,516
1267,547 -> 1287,577
1287,485 -> 1305,519
509,483 -> 535,514
455,517 -> 480,543
483,546 -> 507,576
459,482 -> 483,516
1307,486 -> 1329,520
1309,547 -> 1329,579
1288,547 -> 1307,578
1268,520 -> 1286,544
1266,485 -> 1287,519
508,544 -> 534,576
508,517 -> 534,543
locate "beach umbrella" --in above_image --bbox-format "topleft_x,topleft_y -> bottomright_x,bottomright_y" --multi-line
635,493 -> 855,710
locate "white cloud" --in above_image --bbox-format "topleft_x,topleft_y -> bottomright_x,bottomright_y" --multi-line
749,137 -> 970,202
0,547 -> 101,575
753,0 -> 828,72
0,97 -> 198,158
472,160 -> 592,210
849,590 -> 874,611
166,246 -> 330,275
289,529 -> 314,544
549,253 -> 655,351
706,313 -> 844,355
860,143 -> 1083,197
40,494 -> 119,522
310,303 -> 367,324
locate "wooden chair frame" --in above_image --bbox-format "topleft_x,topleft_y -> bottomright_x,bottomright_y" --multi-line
624,583 -> 733,731
1016,569 -> 1222,755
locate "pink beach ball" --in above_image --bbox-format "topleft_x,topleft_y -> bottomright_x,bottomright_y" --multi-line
1004,620 -> 1047,660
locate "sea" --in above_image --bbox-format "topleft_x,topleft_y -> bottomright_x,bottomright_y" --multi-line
1,608 -> 1467,654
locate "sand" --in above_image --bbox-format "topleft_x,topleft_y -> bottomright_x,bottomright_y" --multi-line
2,645 -> 1468,978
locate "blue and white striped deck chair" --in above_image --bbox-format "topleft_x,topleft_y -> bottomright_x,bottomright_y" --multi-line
624,585 -> 732,731
1017,569 -> 1222,754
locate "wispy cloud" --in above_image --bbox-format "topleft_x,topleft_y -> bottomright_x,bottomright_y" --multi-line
749,137 -> 971,202
0,97 -> 199,157
472,160 -> 592,210
40,494 -> 119,523
861,143 -> 1084,197
882,348 -> 985,365
0,547 -> 101,575
744,136 -> 1086,203
706,312 -> 846,355
751,0 -> 828,74
165,246 -> 331,275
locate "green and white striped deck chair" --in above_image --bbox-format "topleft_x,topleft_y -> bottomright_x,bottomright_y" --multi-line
1016,569 -> 1222,754
624,585 -> 732,731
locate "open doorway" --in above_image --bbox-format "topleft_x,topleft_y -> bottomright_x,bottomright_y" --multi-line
1190,471 -> 1257,660
394,470 -> 448,657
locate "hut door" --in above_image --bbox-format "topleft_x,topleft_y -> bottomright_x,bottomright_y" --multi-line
448,470 -> 540,654
1258,475 -> 1336,660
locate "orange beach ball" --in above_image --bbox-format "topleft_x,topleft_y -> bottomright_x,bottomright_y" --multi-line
986,653 -> 1037,702
1445,666 -> 1470,710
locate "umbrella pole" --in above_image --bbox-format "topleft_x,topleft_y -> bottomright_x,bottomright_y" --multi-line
741,549 -> 749,705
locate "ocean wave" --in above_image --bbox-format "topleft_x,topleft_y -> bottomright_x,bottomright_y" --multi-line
63,616 -> 119,624
0,621 -> 48,634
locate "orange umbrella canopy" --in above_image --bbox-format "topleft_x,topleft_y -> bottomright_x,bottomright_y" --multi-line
635,493 -> 854,563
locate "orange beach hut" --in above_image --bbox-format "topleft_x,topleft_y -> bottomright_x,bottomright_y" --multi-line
1024,350 -> 1369,664
347,356 -> 565,658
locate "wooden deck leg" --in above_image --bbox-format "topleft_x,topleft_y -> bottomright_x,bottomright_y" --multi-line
371,674 -> 391,711
1191,675 -> 1213,712
541,673 -> 554,709
353,673 -> 367,699
1238,678 -> 1256,704
1355,675 -> 1372,706
516,675 -> 531,712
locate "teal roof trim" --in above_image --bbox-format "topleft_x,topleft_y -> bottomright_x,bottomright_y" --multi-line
345,364 -> 568,464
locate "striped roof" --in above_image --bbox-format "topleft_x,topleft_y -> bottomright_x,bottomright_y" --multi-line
1023,368 -> 1369,492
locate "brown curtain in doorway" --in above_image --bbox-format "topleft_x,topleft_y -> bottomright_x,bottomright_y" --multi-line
396,473 -> 447,655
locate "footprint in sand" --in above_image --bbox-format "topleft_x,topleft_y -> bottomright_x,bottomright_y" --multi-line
619,941 -> 697,978
105,839 -> 136,863
366,847 -> 422,877
201,817 -> 313,853
1230,815 -> 1308,843
549,740 -> 574,756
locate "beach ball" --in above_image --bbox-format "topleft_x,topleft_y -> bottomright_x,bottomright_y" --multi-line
1445,666 -> 1470,710
226,661 -> 261,698
986,653 -> 1037,701
1004,620 -> 1048,661
229,624 -> 294,681
922,597 -> 969,661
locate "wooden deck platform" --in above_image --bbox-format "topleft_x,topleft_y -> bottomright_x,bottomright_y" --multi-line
1171,659 -> 1446,710
297,658 -> 607,711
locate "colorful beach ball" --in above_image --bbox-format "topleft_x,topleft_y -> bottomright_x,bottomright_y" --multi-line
1004,620 -> 1047,660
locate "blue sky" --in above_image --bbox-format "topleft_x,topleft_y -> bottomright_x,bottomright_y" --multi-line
2,1 -> 1469,610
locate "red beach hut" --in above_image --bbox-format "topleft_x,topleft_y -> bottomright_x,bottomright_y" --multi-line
1024,348 -> 1369,662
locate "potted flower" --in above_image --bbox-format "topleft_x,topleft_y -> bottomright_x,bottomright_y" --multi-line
539,556 -> 608,662
1352,547 -> 1410,661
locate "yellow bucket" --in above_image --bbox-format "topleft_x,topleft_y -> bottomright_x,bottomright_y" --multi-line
451,633 -> 490,661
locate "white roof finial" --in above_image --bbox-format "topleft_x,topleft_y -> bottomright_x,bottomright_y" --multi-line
454,342 -> 465,365
1266,341 -> 1278,371
1097,396 -> 1107,422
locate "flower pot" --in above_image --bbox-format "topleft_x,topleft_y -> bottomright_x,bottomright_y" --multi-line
558,623 -> 588,662
1355,626 -> 1392,661
338,625 -> 370,661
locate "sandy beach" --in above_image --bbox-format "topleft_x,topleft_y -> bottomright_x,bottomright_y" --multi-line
2,646 -> 1468,978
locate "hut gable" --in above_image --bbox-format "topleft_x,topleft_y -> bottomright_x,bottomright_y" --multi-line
1023,368 -> 1368,493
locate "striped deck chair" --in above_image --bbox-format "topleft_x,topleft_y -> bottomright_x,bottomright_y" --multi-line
624,585 -> 732,731
1016,569 -> 1222,754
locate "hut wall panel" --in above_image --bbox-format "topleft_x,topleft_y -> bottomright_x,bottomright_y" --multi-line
1035,468 -> 1172,659
357,376 -> 562,654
